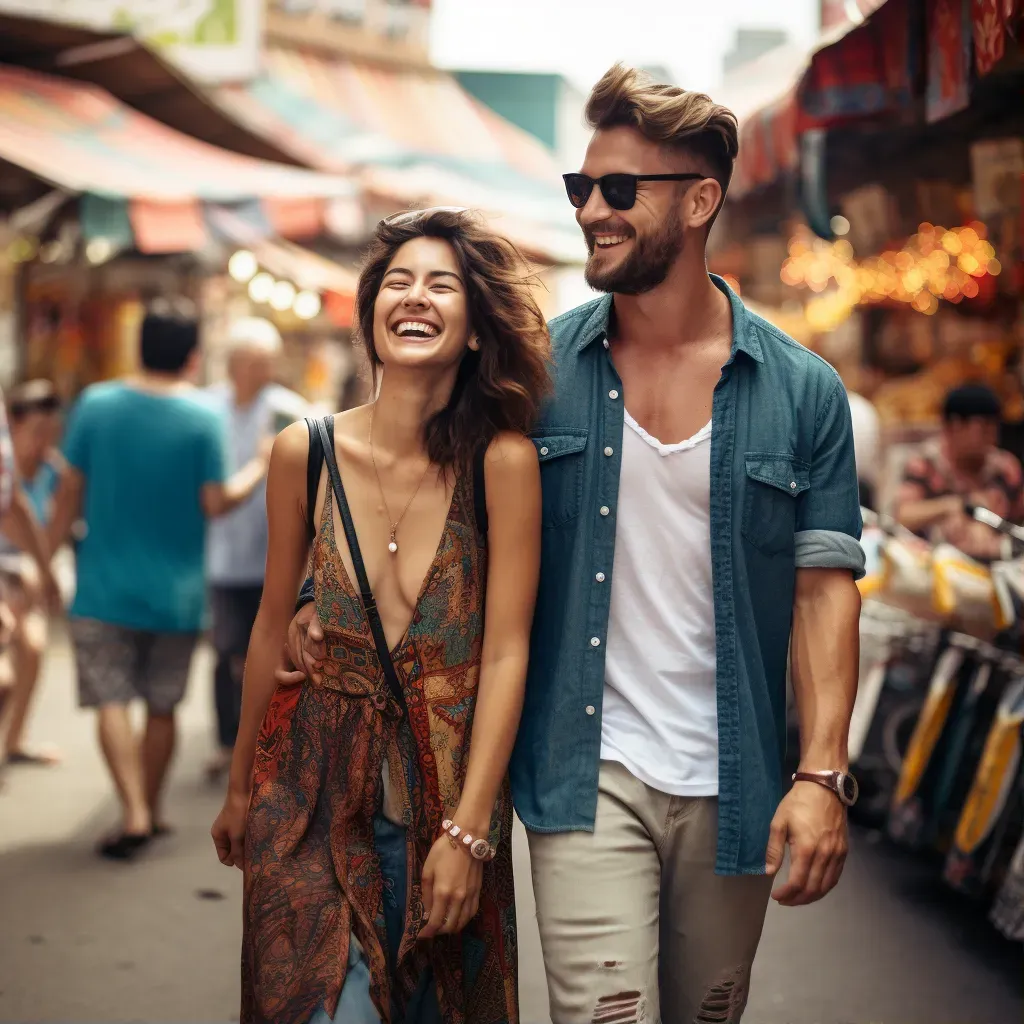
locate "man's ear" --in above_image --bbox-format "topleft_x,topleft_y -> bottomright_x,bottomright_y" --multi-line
684,178 -> 724,231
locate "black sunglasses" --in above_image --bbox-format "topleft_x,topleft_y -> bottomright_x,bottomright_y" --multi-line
562,172 -> 706,211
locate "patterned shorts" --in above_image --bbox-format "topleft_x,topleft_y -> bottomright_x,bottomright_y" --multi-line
70,618 -> 198,714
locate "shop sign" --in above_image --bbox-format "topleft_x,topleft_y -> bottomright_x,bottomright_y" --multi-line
970,138 -> 1024,220
0,0 -> 262,83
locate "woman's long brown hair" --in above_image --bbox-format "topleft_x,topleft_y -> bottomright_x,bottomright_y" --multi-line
355,208 -> 552,472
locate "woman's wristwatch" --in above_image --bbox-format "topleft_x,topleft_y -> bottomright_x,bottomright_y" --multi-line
441,819 -> 496,861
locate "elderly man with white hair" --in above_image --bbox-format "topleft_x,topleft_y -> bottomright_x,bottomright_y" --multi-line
204,317 -> 308,778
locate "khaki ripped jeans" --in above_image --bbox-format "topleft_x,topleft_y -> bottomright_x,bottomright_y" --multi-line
528,761 -> 772,1024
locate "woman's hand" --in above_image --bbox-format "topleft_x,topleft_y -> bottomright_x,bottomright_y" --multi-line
211,788 -> 250,869
419,833 -> 483,938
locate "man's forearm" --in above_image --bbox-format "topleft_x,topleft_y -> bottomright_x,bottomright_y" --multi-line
204,457 -> 269,519
896,495 -> 961,535
222,457 -> 269,515
789,568 -> 861,769
47,475 -> 83,554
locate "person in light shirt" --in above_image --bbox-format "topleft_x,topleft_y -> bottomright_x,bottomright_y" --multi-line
203,317 -> 308,780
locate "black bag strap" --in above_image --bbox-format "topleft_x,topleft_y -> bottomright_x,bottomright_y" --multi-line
313,415 -> 407,715
473,445 -> 488,537
305,417 -> 325,541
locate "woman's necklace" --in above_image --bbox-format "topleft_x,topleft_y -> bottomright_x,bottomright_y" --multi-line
369,404 -> 433,555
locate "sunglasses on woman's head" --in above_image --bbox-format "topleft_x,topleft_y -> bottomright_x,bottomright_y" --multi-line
381,206 -> 470,228
562,172 -> 707,211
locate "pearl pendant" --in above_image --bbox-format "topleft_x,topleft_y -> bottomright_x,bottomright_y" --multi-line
388,538 -> 398,554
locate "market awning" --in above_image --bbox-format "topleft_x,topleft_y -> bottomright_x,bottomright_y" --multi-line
0,63 -> 360,254
0,64 -> 355,204
730,0 -> 1024,197
730,0 -> 910,197
0,12 -> 299,165
213,48 -> 583,264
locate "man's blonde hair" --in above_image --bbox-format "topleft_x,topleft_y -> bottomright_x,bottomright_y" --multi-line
585,64 -> 739,192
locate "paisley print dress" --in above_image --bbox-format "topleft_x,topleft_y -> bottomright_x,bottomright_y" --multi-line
241,467 -> 517,1024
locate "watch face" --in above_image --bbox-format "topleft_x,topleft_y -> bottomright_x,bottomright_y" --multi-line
470,838 -> 490,860
838,772 -> 859,806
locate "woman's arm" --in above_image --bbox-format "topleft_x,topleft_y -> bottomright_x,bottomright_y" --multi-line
213,421 -> 310,868
420,432 -> 540,937
454,432 -> 541,834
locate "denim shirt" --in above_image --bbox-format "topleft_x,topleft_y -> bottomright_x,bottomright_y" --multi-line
511,276 -> 865,875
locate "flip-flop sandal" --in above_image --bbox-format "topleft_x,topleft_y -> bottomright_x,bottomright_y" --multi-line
6,749 -> 62,767
98,832 -> 151,861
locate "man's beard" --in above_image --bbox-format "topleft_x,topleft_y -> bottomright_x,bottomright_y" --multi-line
583,215 -> 684,296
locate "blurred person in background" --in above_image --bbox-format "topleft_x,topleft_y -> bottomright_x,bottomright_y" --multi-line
895,382 -> 1022,560
47,302 -> 272,860
284,67 -> 864,1024
0,380 -> 67,767
0,390 -> 20,762
203,317 -> 308,781
212,209 -> 545,1024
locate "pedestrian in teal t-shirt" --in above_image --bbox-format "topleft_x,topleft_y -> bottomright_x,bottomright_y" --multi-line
48,302 -> 271,861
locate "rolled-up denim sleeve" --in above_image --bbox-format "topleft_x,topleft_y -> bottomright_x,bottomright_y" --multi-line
795,378 -> 866,579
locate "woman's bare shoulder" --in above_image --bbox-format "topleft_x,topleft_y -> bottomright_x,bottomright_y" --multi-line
484,431 -> 538,471
271,420 -> 311,474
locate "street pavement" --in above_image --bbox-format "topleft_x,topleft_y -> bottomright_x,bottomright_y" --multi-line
0,623 -> 1019,1024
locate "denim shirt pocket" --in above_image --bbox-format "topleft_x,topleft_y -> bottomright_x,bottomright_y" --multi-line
533,429 -> 588,528
742,452 -> 810,555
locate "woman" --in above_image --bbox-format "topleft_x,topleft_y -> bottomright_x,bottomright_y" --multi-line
0,380 -> 66,766
212,208 -> 548,1024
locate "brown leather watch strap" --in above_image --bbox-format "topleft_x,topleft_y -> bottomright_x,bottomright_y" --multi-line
792,771 -> 838,795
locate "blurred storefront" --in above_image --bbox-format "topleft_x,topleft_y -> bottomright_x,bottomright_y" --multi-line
0,57 -> 359,400
715,0 -> 1024,509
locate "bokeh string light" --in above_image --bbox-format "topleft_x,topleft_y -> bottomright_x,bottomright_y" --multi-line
779,222 -> 1001,332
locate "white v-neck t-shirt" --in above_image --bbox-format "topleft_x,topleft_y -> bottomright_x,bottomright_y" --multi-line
600,409 -> 719,795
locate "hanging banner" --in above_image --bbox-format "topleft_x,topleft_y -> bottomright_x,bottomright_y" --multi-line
973,0 -> 1008,73
926,0 -> 973,123
0,0 -> 262,83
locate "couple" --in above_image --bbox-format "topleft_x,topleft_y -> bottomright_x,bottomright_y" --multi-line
212,65 -> 865,1024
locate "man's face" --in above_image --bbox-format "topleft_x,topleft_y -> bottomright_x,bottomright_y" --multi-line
575,126 -> 693,295
229,347 -> 274,394
946,416 -> 999,465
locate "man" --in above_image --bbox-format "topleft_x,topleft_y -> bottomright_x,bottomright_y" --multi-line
0,380 -> 67,766
283,65 -> 864,1022
203,317 -> 306,778
896,382 -> 1022,560
48,302 -> 271,860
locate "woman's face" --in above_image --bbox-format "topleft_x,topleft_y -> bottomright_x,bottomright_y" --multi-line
372,236 -> 475,377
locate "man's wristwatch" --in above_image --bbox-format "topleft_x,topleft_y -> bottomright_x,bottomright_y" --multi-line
791,769 -> 859,807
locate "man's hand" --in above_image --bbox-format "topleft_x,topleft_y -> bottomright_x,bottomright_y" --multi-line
274,601 -> 326,686
765,781 -> 848,906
